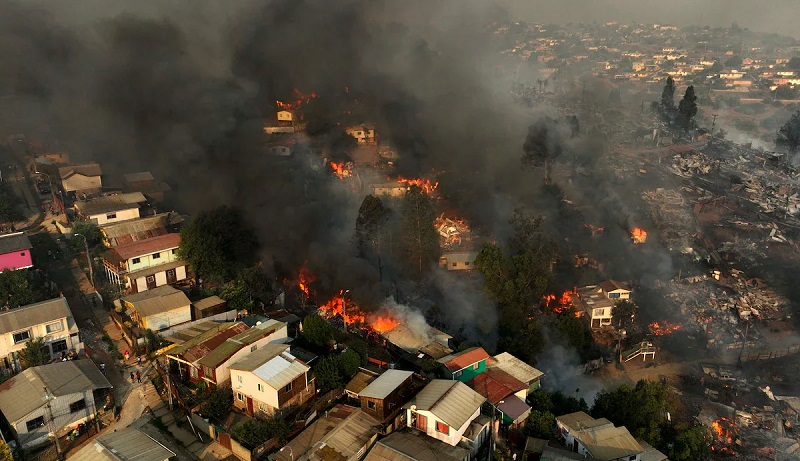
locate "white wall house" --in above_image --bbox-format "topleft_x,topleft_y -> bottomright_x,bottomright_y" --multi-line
122,285 -> 192,331
230,344 -> 314,416
102,233 -> 188,294
58,163 -> 103,196
577,281 -> 632,329
556,412 -> 644,461
0,298 -> 83,372
0,360 -> 111,449
404,380 -> 485,447
73,192 -> 146,225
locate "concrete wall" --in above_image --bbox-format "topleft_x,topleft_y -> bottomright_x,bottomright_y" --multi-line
90,207 -> 140,226
212,326 -> 289,385
232,371 -> 280,411
127,248 -> 180,273
408,407 -> 479,447
0,317 -> 83,370
0,250 -> 33,271
142,306 -> 192,331
131,264 -> 188,294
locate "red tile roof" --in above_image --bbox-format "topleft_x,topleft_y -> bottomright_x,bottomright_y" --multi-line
440,347 -> 490,372
112,233 -> 181,261
469,368 -> 528,404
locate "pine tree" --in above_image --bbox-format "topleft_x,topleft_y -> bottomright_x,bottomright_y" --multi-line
678,85 -> 698,132
660,76 -> 676,113
777,111 -> 800,158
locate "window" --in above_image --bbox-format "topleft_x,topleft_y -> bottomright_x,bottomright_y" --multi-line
237,393 -> 244,402
367,400 -> 376,410
250,345 -> 257,352
454,370 -> 462,378
106,213 -> 117,220
436,421 -> 450,435
285,382 -> 292,392
472,363 -> 479,370
45,322 -> 63,334
131,257 -> 141,264
152,252 -> 161,259
20,252 -> 25,257
172,249 -> 177,255
69,399 -> 86,413
51,340 -> 68,354
452,262 -> 457,267
237,375 -> 243,383
595,309 -> 605,316
12,330 -> 30,344
26,416 -> 45,432
190,367 -> 198,379
464,261 -> 470,266
609,292 -> 620,299
258,383 -> 263,392
146,276 -> 155,283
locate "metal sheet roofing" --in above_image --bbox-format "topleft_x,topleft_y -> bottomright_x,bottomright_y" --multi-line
192,296 -> 226,312
0,297 -> 73,334
0,360 -> 111,422
469,368 -> 527,404
556,412 -> 642,461
196,320 -> 285,369
95,426 -> 175,461
346,370 -> 378,395
229,343 -> 308,388
496,395 -> 531,422
123,286 -> 190,317
123,171 -> 155,183
74,192 -> 146,216
109,233 -> 181,261
100,213 -> 177,246
126,260 -> 186,280
364,429 -> 470,461
163,321 -> 236,349
181,322 -> 249,363
273,405 -> 355,461
403,380 -> 485,429
489,352 -> 544,384
359,370 -> 413,400
282,406 -> 380,461
437,347 -> 490,372
0,232 -> 32,254
58,163 -> 102,179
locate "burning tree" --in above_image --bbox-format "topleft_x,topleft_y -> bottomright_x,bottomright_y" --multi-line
397,177 -> 438,195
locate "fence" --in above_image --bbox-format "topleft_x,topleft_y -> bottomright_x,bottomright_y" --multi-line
109,309 -> 141,353
154,362 -> 191,411
741,344 -> 800,362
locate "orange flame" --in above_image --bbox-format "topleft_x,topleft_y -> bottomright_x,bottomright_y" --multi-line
319,290 -> 365,325
276,88 -> 318,111
710,417 -> 736,453
369,314 -> 400,333
585,224 -> 605,236
648,321 -> 682,336
330,161 -> 353,179
630,227 -> 647,244
298,265 -> 316,296
542,288 -> 577,314
397,177 -> 439,195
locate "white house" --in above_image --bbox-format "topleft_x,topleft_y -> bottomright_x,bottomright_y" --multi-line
57,163 -> 102,196
230,343 -> 314,416
0,297 -> 83,372
0,360 -> 111,449
121,285 -> 192,331
599,280 -> 631,300
577,281 -> 632,329
556,412 -> 644,461
404,380 -> 486,447
73,192 -> 146,225
346,125 -> 376,144
102,233 -> 188,293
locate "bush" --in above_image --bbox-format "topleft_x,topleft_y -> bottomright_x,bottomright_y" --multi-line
338,349 -> 361,378
302,314 -> 334,347
199,387 -> 233,423
231,417 -> 288,450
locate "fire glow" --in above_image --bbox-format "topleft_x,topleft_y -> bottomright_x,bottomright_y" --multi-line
298,265 -> 316,297
648,321 -> 683,336
397,177 -> 439,195
710,417 -> 736,454
317,290 -> 402,333
630,227 -> 647,244
369,314 -> 401,333
277,88 -> 318,110
330,161 -> 353,179
543,288 -> 577,314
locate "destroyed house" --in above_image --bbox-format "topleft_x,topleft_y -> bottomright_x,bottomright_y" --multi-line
229,344 -> 314,416
556,412 -> 644,461
404,380 -> 487,448
0,232 -> 33,271
73,192 -> 146,225
102,233 -> 187,293
437,347 -> 490,383
99,212 -> 183,247
58,163 -> 102,196
121,285 -> 192,331
379,324 -> 453,361
359,369 -> 416,432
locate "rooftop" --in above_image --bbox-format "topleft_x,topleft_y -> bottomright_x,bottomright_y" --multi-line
58,163 -> 102,179
0,297 -> 73,335
599,280 -> 630,293
364,429 -> 470,461
74,192 -> 146,216
94,426 -> 175,461
403,380 -> 485,430
163,321 -> 237,349
180,322 -> 249,363
359,369 -> 413,400
380,324 -> 452,358
469,368 -> 527,404
346,370 -> 378,395
107,233 -> 181,262
0,232 -> 32,254
490,352 -> 544,384
123,286 -> 190,317
99,213 -> 182,246
193,296 -> 226,312
123,171 -> 155,183
196,319 -> 286,370
437,347 -> 490,372
230,343 -> 308,389
0,360 -> 111,422
556,412 -> 643,461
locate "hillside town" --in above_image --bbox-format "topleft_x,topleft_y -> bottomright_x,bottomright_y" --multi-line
0,3 -> 800,461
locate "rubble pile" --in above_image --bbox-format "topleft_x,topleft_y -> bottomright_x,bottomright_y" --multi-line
642,188 -> 696,250
435,214 -> 471,249
670,151 -> 714,177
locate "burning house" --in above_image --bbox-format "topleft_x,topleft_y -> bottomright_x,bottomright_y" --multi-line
574,281 -> 632,328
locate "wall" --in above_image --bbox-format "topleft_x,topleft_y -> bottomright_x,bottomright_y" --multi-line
452,360 -> 486,383
127,248 -> 180,273
213,327 -> 289,385
13,390 -> 97,449
0,250 -> 33,271
408,407 -> 479,447
90,207 -> 140,226
232,370 -> 280,411
142,306 -> 192,331
0,317 -> 83,370
130,263 -> 188,294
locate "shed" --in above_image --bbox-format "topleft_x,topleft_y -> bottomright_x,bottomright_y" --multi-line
122,285 -> 191,331
192,296 -> 228,320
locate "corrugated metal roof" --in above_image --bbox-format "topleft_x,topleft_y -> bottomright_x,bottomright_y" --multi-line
197,320 -> 285,369
123,172 -> 155,183
74,192 -> 146,216
0,232 -> 32,254
437,347 -> 490,372
164,321 -> 237,350
364,430 -> 470,461
469,368 -> 527,404
0,297 -> 73,334
380,324 -> 453,357
273,405 -> 356,461
312,409 -> 380,461
100,213 -> 175,244
556,412 -> 642,461
230,343 -> 309,389
58,163 -> 102,179
95,426 -> 175,461
490,352 -> 544,384
0,360 -> 112,422
496,395 -> 531,422
182,322 -> 249,363
359,370 -> 413,400
345,370 -> 378,395
403,380 -> 485,429
123,286 -> 190,317
193,296 -> 226,312
109,233 -> 181,261
599,280 -> 630,293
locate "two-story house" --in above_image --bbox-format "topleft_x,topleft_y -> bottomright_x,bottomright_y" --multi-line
0,232 -> 33,271
404,380 -> 486,448
359,369 -> 416,434
599,280 -> 632,300
577,280 -> 632,328
58,163 -> 102,197
73,192 -> 146,225
0,360 -> 111,448
166,322 -> 248,381
346,125 -> 376,144
99,212 -> 184,247
230,343 -> 314,416
437,347 -> 490,382
0,297 -> 83,372
556,412 -> 644,461
488,352 -> 544,395
121,285 -> 192,331
102,233 -> 187,293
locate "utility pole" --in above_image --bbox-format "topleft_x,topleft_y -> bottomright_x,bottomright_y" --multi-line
710,113 -> 718,138
43,387 -> 62,460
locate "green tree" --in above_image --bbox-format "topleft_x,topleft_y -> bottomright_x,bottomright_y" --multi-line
525,410 -> 556,439
302,314 -> 334,347
220,278 -> 252,311
198,386 -> 232,423
18,338 -> 49,369
522,117 -> 563,185
724,55 -> 743,68
789,57 -> 800,70
400,186 -> 440,274
660,76 -> 676,116
314,355 -> 343,392
144,329 -> 165,353
338,348 -> 361,378
0,182 -> 22,224
613,300 -> 636,330
555,314 -> 597,362
669,425 -> 712,461
73,221 -> 105,248
678,85 -> 698,132
348,339 -> 369,366
238,265 -> 276,308
777,110 -> 800,157
776,85 -> 799,101
0,439 -> 12,461
0,269 -> 34,309
591,379 -> 673,447
355,195 -> 392,279
178,206 -> 259,284
231,417 -> 288,449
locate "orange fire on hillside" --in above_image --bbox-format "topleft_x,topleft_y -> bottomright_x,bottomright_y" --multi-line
398,177 -> 439,195
298,265 -> 316,296
316,290 -> 402,333
630,227 -> 647,244
543,288 -> 577,314
277,88 -> 318,111
330,161 -> 353,179
710,417 -> 737,454
648,321 -> 683,336
369,314 -> 401,333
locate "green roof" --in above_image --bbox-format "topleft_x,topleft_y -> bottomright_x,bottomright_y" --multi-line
196,319 -> 285,369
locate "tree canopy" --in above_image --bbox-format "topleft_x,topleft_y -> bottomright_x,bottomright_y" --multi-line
400,186 -> 439,274
313,355 -> 343,392
0,269 -> 34,309
198,386 -> 232,424
73,221 -> 105,248
613,300 -> 636,331
302,314 -> 334,347
591,379 -> 673,447
669,425 -> 712,461
355,195 -> 392,278
18,337 -> 49,369
178,206 -> 259,284
777,110 -> 800,157
522,117 -> 564,185
678,85 -> 698,132
0,182 -> 22,224
660,76 -> 676,113
231,416 -> 288,449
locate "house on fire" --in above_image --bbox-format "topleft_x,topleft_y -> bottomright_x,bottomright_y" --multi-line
73,192 -> 146,225
58,163 -> 102,197
379,324 -> 453,361
0,360 -> 111,449
437,347 -> 490,383
0,297 -> 83,372
556,411 -> 647,461
0,232 -> 33,271
230,344 -> 314,416
121,285 -> 192,331
576,281 -> 632,329
358,369 -> 418,434
346,125 -> 376,144
102,233 -> 187,293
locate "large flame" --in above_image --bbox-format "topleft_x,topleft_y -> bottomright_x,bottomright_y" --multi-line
648,321 -> 682,336
298,265 -> 316,297
319,290 -> 365,325
710,417 -> 736,454
330,161 -> 353,179
397,177 -> 439,195
542,288 -> 577,314
277,88 -> 318,111
369,314 -> 401,333
630,227 -> 648,244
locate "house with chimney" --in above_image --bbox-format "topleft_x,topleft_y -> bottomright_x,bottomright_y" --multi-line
576,280 -> 632,329
0,232 -> 33,271
230,344 -> 314,416
57,163 -> 103,197
73,192 -> 146,225
437,347 -> 490,383
358,369 -> 418,434
101,233 -> 187,293
556,412 -> 646,461
121,285 -> 192,331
